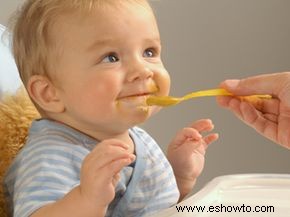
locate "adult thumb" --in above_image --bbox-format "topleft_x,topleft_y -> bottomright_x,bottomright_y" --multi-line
219,72 -> 290,97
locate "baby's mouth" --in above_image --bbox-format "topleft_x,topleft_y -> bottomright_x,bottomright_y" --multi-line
117,94 -> 150,108
117,84 -> 159,109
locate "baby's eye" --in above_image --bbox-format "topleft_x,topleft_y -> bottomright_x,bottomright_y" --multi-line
143,48 -> 156,58
102,53 -> 119,63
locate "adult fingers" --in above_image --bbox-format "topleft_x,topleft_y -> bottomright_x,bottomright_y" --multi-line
219,72 -> 290,97
217,96 -> 280,116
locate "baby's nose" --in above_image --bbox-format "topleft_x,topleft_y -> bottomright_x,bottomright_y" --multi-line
126,62 -> 153,82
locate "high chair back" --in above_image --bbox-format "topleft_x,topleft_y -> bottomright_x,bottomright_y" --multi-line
0,88 -> 40,217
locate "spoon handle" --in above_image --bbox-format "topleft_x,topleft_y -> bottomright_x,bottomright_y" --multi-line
182,88 -> 232,100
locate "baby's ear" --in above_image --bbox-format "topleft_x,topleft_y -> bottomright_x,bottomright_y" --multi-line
27,75 -> 65,113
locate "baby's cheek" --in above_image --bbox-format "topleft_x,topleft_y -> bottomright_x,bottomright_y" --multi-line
155,69 -> 171,96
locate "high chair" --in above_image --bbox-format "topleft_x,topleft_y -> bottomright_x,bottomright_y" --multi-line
0,88 -> 40,217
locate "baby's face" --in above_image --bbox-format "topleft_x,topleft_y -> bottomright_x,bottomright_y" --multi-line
50,3 -> 170,138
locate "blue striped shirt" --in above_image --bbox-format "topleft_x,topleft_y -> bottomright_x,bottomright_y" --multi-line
4,119 -> 179,217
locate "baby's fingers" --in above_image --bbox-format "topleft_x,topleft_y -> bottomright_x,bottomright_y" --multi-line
203,133 -> 219,146
83,144 -> 135,174
92,152 -> 135,172
91,139 -> 129,154
103,157 -> 135,180
171,127 -> 202,147
190,119 -> 214,132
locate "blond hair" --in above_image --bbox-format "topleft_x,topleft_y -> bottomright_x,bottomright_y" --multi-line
10,0 -> 152,87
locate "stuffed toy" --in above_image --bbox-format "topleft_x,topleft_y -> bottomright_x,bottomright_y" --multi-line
0,87 -> 40,217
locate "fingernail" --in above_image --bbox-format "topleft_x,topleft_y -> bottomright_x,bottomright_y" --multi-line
130,154 -> 136,161
224,79 -> 240,90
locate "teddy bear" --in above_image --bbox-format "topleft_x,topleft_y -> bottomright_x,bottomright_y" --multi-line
0,87 -> 40,217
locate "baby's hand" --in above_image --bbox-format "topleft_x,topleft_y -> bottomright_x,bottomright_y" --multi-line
79,139 -> 135,209
167,119 -> 218,182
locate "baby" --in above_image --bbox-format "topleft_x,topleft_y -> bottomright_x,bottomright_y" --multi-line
4,0 -> 218,216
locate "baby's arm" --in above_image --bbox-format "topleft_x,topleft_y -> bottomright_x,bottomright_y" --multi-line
167,119 -> 218,200
31,140 -> 135,217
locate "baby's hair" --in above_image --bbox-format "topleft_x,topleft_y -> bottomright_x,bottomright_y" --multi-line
10,0 -> 152,86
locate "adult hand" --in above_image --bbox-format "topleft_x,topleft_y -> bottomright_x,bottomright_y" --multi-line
217,72 -> 290,149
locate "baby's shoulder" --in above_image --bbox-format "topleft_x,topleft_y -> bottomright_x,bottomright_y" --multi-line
27,119 -> 93,151
25,132 -> 90,160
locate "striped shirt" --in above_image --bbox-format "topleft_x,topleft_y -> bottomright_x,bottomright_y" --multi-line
4,119 -> 179,217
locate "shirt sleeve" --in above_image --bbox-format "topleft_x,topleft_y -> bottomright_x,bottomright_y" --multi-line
10,142 -> 89,217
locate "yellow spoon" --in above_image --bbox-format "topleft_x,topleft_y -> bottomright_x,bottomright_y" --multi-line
146,88 -> 272,107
